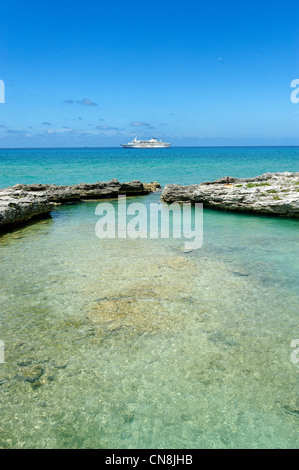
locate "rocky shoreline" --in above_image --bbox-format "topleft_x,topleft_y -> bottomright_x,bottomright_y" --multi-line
161,172 -> 299,217
1,172 -> 299,233
0,179 -> 161,232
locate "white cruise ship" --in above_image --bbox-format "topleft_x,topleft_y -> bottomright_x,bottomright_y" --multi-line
121,137 -> 171,148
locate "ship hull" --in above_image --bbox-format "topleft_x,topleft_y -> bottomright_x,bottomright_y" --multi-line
121,144 -> 171,148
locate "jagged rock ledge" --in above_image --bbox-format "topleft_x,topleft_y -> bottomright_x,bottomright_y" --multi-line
161,172 -> 299,217
0,179 -> 161,232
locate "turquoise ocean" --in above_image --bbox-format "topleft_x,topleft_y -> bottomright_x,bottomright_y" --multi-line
0,147 -> 298,448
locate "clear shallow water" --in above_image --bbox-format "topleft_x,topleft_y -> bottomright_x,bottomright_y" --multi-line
0,147 -> 298,448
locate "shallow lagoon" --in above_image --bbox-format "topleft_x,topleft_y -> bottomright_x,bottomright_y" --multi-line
0,147 -> 298,448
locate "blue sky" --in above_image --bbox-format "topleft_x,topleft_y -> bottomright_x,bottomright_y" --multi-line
0,0 -> 299,147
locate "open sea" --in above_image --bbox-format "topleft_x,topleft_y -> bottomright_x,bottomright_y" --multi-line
0,146 -> 298,448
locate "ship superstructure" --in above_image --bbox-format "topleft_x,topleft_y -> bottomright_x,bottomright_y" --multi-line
121,137 -> 171,148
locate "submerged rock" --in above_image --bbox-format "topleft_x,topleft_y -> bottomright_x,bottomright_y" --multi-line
52,360 -> 68,369
161,172 -> 299,217
16,359 -> 34,367
123,412 -> 135,424
87,257 -> 196,338
283,405 -> 299,417
23,365 -> 45,384
233,271 -> 249,277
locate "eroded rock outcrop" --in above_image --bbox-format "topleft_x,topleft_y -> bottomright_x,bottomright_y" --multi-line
161,172 -> 299,217
0,190 -> 53,229
11,179 -> 161,202
0,179 -> 161,232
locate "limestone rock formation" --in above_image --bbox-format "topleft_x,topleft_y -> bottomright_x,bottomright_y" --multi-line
0,189 -> 53,229
0,179 -> 160,232
161,172 -> 299,217
11,179 -> 160,202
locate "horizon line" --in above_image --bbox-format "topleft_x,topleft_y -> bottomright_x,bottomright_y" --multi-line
1,145 -> 299,150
